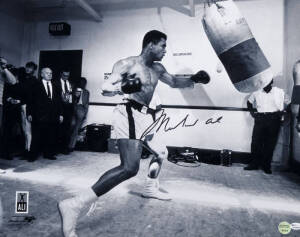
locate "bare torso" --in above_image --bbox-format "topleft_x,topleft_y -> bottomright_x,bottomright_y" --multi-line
124,56 -> 163,106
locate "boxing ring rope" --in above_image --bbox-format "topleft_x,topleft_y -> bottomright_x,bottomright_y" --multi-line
89,102 -> 250,111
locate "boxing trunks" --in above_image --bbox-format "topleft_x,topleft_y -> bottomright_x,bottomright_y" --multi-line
112,99 -> 161,140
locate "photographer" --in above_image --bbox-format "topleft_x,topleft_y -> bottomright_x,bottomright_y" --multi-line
0,57 -> 17,85
68,77 -> 89,153
2,66 -> 24,160
0,57 -> 18,171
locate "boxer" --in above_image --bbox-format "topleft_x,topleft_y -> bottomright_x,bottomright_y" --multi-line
58,30 -> 210,237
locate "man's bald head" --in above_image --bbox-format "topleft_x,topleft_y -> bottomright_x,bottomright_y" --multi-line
41,67 -> 52,81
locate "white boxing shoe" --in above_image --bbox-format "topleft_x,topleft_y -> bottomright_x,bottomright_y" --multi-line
58,198 -> 80,237
142,177 -> 172,201
58,189 -> 98,237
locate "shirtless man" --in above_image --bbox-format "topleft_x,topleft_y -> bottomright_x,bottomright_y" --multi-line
58,30 -> 210,237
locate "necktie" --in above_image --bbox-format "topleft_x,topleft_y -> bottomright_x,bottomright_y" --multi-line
64,80 -> 69,94
47,82 -> 51,99
75,92 -> 81,104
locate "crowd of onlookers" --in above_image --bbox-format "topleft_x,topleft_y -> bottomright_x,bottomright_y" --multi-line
0,57 -> 89,173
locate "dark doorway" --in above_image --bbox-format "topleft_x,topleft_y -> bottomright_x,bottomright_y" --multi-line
39,50 -> 83,84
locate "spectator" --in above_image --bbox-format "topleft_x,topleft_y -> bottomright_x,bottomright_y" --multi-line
27,68 -> 63,161
0,59 -> 5,166
19,61 -> 38,157
0,57 -> 18,173
0,57 -> 17,85
2,67 -> 23,160
57,69 -> 73,154
0,57 -> 17,173
244,80 -> 290,174
68,77 -> 89,153
0,57 -> 17,162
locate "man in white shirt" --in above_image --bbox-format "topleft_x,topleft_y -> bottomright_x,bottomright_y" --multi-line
244,79 -> 290,174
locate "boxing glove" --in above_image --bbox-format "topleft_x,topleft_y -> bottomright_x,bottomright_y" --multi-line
121,73 -> 142,94
190,70 -> 210,84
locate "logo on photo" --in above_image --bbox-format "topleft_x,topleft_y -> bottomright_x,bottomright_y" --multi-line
15,191 -> 29,214
278,221 -> 300,235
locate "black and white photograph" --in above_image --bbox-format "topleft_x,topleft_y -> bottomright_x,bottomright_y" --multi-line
0,0 -> 300,236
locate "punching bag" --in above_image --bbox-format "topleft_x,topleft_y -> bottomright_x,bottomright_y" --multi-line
202,0 -> 273,93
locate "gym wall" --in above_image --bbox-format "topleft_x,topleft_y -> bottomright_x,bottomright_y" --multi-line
21,0 -> 285,153
0,1 -> 25,66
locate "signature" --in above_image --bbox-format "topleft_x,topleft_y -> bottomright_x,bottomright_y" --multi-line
206,116 -> 223,124
140,109 -> 223,140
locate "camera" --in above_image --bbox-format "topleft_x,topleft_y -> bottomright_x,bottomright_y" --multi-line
0,58 -> 15,71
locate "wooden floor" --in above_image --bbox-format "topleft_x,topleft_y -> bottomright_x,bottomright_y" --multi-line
0,151 -> 300,237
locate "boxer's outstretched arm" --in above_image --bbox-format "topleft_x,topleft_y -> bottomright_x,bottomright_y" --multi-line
157,64 -> 194,89
101,59 -> 131,96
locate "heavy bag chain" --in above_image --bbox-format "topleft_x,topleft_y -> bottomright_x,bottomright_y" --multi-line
206,0 -> 218,6
204,0 -> 227,18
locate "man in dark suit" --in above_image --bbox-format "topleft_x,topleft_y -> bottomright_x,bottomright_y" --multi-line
18,62 -> 38,156
68,77 -> 89,152
27,67 -> 63,161
57,69 -> 73,154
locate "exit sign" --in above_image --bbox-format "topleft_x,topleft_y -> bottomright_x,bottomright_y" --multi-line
49,22 -> 71,36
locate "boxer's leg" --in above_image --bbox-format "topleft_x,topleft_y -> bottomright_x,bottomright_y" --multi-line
58,139 -> 143,237
142,138 -> 171,200
147,145 -> 167,179
92,139 -> 142,196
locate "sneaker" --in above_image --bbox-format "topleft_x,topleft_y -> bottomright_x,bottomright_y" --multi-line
58,190 -> 97,237
58,199 -> 80,237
